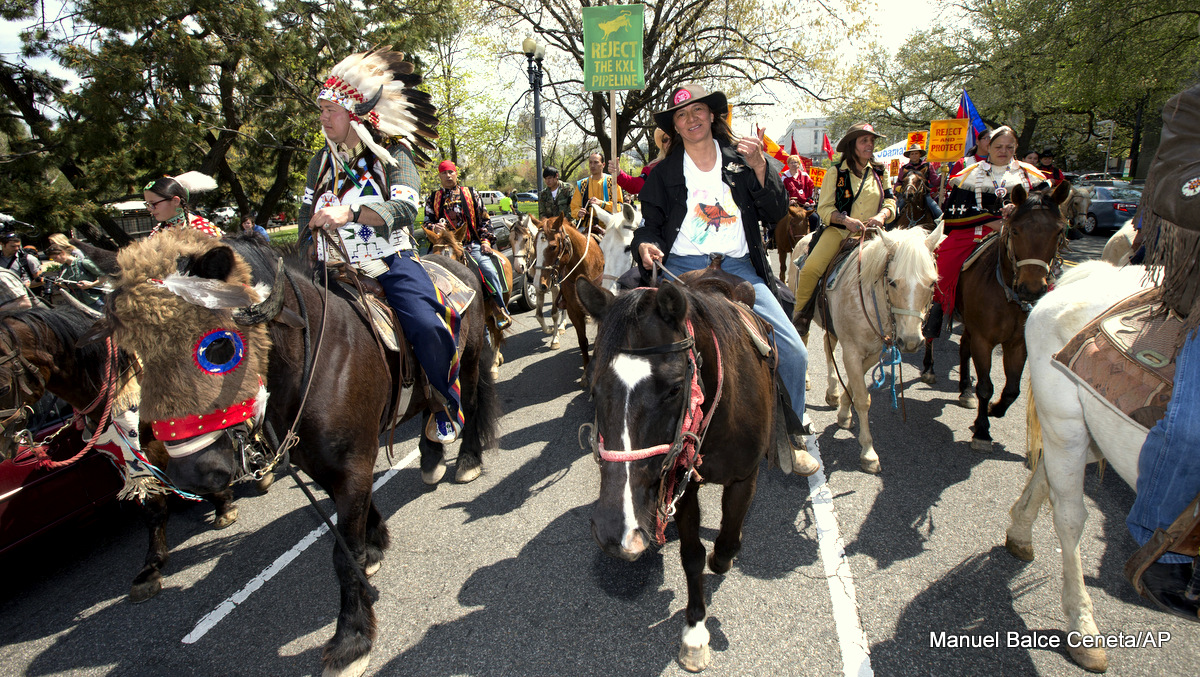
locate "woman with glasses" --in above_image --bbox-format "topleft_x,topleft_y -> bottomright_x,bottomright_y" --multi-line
143,171 -> 223,238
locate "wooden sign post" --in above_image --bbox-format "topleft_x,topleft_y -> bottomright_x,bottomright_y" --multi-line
927,119 -> 972,205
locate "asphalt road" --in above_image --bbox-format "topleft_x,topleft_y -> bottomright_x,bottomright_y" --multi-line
3,230 -> 1196,677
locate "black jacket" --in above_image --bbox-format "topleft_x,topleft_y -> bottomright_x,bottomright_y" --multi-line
632,141 -> 788,293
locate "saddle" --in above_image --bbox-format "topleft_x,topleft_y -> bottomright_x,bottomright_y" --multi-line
677,256 -> 775,364
961,232 -> 1000,273
1052,287 -> 1184,431
796,231 -> 876,338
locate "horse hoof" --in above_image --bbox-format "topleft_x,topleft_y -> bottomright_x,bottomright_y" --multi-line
958,394 -> 978,409
550,340 -> 561,350
707,551 -> 734,575
837,416 -> 852,430
970,438 -> 993,452
213,506 -> 239,530
825,393 -> 840,407
1068,644 -> 1109,673
455,463 -> 482,483
860,457 -> 881,474
422,461 -> 447,485
919,370 -> 936,385
1004,535 -> 1035,562
365,561 -> 381,577
322,654 -> 371,677
255,472 -> 275,494
129,578 -> 162,604
678,642 -> 711,673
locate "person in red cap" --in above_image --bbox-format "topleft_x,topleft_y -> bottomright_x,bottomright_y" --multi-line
424,160 -> 512,329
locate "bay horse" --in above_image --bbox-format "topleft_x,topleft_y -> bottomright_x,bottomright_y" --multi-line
896,170 -> 937,230
540,214 -> 605,370
512,214 -> 567,349
773,203 -> 811,285
577,273 -> 787,673
938,181 -> 1073,451
813,225 -> 943,473
102,230 -> 498,677
1005,261 -> 1153,673
0,305 -> 246,603
422,223 -> 511,379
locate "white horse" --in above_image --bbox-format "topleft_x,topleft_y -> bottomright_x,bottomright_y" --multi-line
813,224 -> 943,473
589,202 -> 640,291
1100,219 -> 1137,266
1005,260 -> 1154,673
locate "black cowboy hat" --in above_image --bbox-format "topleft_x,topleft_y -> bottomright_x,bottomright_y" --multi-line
836,122 -> 885,155
653,84 -> 728,132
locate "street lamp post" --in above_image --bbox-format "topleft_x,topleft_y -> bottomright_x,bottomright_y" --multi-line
522,36 -> 547,194
1100,119 -> 1115,176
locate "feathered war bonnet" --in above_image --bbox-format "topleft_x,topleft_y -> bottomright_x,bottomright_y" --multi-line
317,46 -> 439,167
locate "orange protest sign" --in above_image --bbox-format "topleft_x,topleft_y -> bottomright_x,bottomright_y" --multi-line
906,131 -> 927,150
889,159 -> 901,176
809,166 -> 827,188
927,119 -> 971,163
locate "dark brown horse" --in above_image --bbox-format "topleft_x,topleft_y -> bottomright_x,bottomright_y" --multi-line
896,170 -> 937,230
773,203 -> 811,285
577,273 -> 788,672
950,182 -> 1072,450
0,305 -> 245,603
103,230 -> 498,677
541,214 -> 605,370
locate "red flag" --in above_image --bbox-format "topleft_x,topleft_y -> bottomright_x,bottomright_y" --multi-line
789,138 -> 799,158
821,133 -> 834,160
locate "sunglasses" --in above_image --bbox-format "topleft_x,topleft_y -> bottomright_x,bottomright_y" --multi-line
144,197 -> 171,209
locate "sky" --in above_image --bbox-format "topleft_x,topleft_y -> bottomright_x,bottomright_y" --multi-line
1,1 -> 963,137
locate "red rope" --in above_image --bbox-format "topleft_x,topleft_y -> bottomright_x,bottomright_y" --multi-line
30,336 -> 118,470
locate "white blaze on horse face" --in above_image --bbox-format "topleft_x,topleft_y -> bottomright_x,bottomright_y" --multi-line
611,353 -> 653,544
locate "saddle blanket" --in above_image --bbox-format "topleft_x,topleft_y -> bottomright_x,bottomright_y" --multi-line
1052,287 -> 1184,431
421,258 -> 477,315
961,232 -> 999,273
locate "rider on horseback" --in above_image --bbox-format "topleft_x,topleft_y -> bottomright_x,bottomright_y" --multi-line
424,160 -> 513,330
793,123 -> 896,335
894,144 -> 943,222
299,47 -> 466,443
782,155 -> 820,235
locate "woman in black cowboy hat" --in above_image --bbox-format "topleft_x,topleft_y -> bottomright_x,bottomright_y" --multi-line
631,83 -> 820,476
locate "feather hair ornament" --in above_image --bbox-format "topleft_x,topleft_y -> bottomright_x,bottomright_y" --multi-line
318,46 -> 439,167
171,171 -> 218,198
148,274 -> 262,310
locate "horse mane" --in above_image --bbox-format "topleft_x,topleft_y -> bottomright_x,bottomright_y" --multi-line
3,305 -> 115,391
858,229 -> 937,288
593,283 -> 744,364
1012,183 -> 1062,221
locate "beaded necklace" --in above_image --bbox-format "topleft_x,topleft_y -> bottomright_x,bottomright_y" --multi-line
973,161 -> 1030,211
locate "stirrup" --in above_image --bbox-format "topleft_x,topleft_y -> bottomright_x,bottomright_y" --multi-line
425,413 -> 459,444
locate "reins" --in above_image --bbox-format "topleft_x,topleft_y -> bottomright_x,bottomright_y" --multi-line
995,208 -> 1068,314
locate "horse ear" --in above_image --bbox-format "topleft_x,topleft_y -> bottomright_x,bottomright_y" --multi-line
454,223 -> 468,243
182,245 -> 236,281
422,226 -> 437,242
622,203 -> 637,224
656,282 -> 689,327
576,277 -> 614,319
1051,180 -> 1073,207
1010,183 -> 1029,207
926,222 -> 945,251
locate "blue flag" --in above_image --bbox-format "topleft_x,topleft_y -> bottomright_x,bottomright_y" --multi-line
956,90 -> 987,141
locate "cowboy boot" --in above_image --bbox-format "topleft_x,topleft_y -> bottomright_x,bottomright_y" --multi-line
790,435 -> 821,477
794,293 -> 818,337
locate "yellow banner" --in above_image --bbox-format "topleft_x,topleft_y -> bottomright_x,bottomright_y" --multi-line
906,131 -> 927,150
809,166 -> 827,188
927,119 -> 971,163
889,159 -> 901,177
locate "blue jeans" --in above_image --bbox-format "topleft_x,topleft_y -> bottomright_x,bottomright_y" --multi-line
466,242 -> 506,309
1128,329 -> 1200,564
665,254 -> 808,419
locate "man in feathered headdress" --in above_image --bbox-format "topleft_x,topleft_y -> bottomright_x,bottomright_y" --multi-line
299,47 -> 467,443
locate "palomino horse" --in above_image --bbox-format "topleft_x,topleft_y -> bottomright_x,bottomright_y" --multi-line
540,214 -> 605,369
1101,219 -> 1137,265
773,203 -> 811,285
0,305 -> 247,603
813,225 -> 943,473
423,223 -> 512,378
942,181 -> 1073,451
512,214 -> 568,349
590,202 -> 641,291
1005,261 -> 1153,673
578,273 -> 786,673
896,170 -> 938,230
103,230 -> 498,677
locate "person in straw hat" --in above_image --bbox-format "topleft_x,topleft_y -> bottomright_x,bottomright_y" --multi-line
792,122 -> 896,335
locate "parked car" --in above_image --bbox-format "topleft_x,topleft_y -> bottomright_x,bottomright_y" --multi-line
410,215 -> 533,312
0,395 -> 124,557
476,190 -> 504,206
515,192 -> 538,202
210,206 -> 237,226
1082,184 -> 1141,235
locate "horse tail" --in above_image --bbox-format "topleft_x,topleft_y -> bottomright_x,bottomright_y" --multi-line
1026,389 -> 1043,472
473,342 -> 501,452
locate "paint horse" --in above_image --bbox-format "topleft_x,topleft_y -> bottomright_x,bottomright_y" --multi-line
578,268 -> 793,673
102,230 -> 499,677
540,214 -> 605,369
423,222 -> 512,378
812,224 -> 942,473
512,214 -> 567,349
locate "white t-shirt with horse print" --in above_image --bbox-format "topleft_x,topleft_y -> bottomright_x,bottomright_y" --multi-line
670,140 -> 749,259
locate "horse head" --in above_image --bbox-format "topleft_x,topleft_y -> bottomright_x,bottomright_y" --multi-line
423,223 -> 468,262
577,279 -> 698,561
0,327 -> 42,459
510,215 -> 539,275
540,215 -> 574,285
105,230 -> 277,495
1006,181 -> 1072,303
861,225 -> 942,352
902,171 -> 926,202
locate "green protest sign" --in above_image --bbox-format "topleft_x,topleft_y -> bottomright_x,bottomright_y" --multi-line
582,5 -> 644,91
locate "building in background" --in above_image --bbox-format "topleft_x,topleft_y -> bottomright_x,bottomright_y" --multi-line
778,117 -> 831,161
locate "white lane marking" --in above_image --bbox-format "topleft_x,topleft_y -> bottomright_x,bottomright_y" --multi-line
182,448 -> 420,644
804,435 -> 874,677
